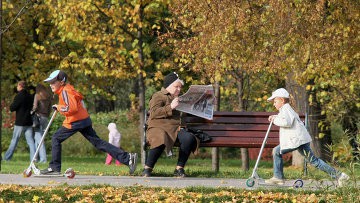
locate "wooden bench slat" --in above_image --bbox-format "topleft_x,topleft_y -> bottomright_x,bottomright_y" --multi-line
184,116 -> 272,124
184,114 -> 304,125
198,131 -> 279,138
186,123 -> 280,132
199,137 -> 279,148
210,111 -> 278,116
200,143 -> 278,148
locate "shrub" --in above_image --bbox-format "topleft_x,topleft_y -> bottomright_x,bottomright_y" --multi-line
60,110 -> 141,156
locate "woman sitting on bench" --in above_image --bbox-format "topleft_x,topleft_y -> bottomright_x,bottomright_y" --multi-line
142,72 -> 197,177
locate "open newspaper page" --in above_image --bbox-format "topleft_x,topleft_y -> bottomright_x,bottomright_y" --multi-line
176,85 -> 215,120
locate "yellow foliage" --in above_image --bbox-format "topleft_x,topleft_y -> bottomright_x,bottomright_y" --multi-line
32,195 -> 39,202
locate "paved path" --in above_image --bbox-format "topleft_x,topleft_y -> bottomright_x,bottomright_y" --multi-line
0,174 -> 338,190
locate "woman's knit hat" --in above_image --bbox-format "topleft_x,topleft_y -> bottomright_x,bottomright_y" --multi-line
163,72 -> 184,88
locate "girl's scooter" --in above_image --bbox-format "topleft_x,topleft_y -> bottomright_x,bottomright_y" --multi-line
246,121 -> 304,188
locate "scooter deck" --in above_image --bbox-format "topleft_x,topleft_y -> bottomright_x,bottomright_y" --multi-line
246,177 -> 304,188
33,174 -> 66,178
30,168 -> 76,179
257,182 -> 300,188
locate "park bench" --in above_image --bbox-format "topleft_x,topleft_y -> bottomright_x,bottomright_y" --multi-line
144,111 -> 306,168
185,111 -> 282,148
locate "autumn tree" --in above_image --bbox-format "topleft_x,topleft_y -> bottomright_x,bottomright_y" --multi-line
2,0 -> 179,164
36,0 -> 181,163
263,0 -> 360,160
167,0 -> 360,166
165,0 -> 278,170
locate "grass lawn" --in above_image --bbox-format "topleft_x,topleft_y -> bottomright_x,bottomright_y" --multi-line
1,153 -> 358,181
1,154 -> 359,202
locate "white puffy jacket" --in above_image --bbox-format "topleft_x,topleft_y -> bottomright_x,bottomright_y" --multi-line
108,123 -> 121,147
273,103 -> 312,151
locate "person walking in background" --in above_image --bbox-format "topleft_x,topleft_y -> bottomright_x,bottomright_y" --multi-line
105,123 -> 122,165
142,72 -> 198,177
265,88 -> 350,187
40,70 -> 137,175
4,81 -> 35,161
32,84 -> 52,163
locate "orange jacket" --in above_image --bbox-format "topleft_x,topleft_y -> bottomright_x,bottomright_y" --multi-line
55,84 -> 89,129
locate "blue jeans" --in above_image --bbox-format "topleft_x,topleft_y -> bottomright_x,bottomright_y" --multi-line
272,143 -> 339,179
4,125 -> 35,161
34,116 -> 48,163
49,117 -> 130,171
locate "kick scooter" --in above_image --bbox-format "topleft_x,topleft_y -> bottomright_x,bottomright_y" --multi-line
23,109 -> 75,179
245,121 -> 303,188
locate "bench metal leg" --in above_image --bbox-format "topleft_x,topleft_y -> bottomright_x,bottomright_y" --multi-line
212,147 -> 219,172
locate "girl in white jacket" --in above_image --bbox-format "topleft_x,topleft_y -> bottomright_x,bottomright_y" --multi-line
265,88 -> 349,187
105,123 -> 121,165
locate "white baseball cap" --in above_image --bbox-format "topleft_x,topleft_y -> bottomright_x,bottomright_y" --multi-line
44,70 -> 67,83
267,88 -> 290,101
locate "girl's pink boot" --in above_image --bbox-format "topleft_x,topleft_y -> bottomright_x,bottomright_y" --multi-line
105,154 -> 112,165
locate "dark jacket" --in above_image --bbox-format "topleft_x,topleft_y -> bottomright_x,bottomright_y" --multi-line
10,89 -> 33,126
33,94 -> 51,117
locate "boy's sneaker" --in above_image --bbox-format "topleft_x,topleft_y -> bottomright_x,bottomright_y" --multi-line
128,153 -> 138,175
142,168 -> 153,177
265,177 -> 285,185
174,168 -> 186,178
337,172 -> 350,187
40,167 -> 61,175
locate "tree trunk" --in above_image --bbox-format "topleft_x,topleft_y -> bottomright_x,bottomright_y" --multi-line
307,80 -> 332,161
237,72 -> 249,171
0,0 -> 3,170
137,5 -> 146,166
285,76 -> 307,167
212,81 -> 220,172
139,73 -> 146,166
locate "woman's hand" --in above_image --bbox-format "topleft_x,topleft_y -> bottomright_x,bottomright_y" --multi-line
170,97 -> 180,109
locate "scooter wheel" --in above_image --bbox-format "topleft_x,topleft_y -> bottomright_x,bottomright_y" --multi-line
23,169 -> 32,178
293,179 -> 304,188
246,178 -> 255,187
65,168 -> 75,179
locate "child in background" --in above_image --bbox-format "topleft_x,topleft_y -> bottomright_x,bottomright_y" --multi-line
105,123 -> 121,165
265,88 -> 349,187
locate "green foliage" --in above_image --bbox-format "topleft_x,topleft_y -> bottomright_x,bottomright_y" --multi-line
59,110 -> 140,156
1,0 -> 175,113
327,121 -> 360,164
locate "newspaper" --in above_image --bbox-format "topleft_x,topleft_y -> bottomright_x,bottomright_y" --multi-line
176,85 -> 215,120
